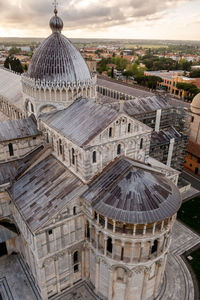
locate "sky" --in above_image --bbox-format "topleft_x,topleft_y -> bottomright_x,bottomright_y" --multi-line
0,0 -> 200,40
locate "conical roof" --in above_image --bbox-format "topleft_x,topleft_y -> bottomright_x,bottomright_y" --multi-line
27,13 -> 91,83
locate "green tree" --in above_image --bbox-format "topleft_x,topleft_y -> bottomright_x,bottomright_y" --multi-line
190,69 -> 200,78
176,82 -> 200,99
8,47 -> 21,55
4,55 -> 24,74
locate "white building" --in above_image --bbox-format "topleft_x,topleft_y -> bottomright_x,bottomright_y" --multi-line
0,8 -> 182,300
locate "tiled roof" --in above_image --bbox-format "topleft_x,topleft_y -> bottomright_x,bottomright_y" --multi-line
12,155 -> 85,233
0,146 -> 44,185
82,157 -> 181,224
0,117 -> 41,142
98,95 -> 172,115
41,98 -> 119,147
0,68 -> 23,110
97,78 -> 153,97
150,126 -> 182,146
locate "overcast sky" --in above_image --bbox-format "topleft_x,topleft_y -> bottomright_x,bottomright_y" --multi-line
0,0 -> 199,40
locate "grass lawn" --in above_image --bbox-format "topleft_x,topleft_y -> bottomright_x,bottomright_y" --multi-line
177,197 -> 200,234
186,248 -> 200,293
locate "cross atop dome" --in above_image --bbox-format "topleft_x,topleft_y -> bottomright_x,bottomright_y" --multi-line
52,0 -> 58,15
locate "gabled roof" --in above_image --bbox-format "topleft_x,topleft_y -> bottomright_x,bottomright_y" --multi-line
0,68 -> 23,110
97,78 -> 153,98
82,157 -> 181,224
0,146 -> 44,185
41,98 -> 119,147
0,117 -> 41,142
12,155 -> 85,233
99,95 -> 172,116
150,126 -> 183,146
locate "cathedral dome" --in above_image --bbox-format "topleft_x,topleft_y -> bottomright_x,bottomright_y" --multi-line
191,93 -> 200,115
27,13 -> 91,83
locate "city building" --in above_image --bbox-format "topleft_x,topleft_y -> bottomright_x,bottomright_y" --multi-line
0,8 -> 183,300
144,70 -> 199,99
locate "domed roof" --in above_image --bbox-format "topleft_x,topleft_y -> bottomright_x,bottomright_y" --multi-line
191,93 -> 200,114
83,158 -> 181,224
27,12 -> 91,83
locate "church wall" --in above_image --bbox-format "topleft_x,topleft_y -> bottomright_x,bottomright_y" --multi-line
0,135 -> 42,163
0,98 -> 25,120
84,207 -> 176,300
40,118 -> 152,183
0,190 -> 11,219
189,112 -> 200,145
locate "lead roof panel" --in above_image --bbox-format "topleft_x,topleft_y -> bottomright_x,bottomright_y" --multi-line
0,118 -> 41,142
41,98 -> 119,147
82,157 -> 181,224
12,155 -> 84,233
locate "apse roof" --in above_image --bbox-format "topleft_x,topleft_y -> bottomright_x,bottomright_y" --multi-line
82,157 -> 181,224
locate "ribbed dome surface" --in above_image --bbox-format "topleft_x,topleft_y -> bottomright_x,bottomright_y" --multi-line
27,31 -> 91,83
83,158 -> 181,224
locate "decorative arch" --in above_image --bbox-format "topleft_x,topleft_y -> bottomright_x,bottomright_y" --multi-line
38,104 -> 57,115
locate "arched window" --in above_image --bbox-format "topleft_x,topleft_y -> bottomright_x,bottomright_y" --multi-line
107,237 -> 112,253
140,138 -> 143,149
86,221 -> 90,239
31,103 -> 34,113
73,206 -> 77,215
73,251 -> 78,264
128,123 -> 131,133
117,144 -> 121,155
109,127 -> 112,137
46,132 -> 49,143
72,148 -> 75,165
73,251 -> 79,273
151,239 -> 158,254
59,139 -> 62,155
8,143 -> 14,156
92,151 -> 96,163
117,268 -> 125,282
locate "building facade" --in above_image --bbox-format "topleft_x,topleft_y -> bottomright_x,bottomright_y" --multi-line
0,9 -> 182,300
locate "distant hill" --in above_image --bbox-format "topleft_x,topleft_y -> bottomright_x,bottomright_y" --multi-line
0,37 -> 200,48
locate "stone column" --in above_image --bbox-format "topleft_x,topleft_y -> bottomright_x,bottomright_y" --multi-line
108,269 -> 114,300
113,221 -> 116,233
153,259 -> 163,296
130,243 -> 134,263
155,109 -> 162,132
112,239 -> 115,259
81,248 -> 86,278
143,224 -> 147,235
152,222 -> 156,235
96,231 -> 99,250
39,266 -> 48,300
54,258 -> 61,294
105,217 -> 108,230
141,267 -> 149,300
139,242 -> 144,262
167,138 -> 175,167
104,236 -> 108,256
95,258 -> 100,294
69,253 -> 73,286
133,224 -> 136,236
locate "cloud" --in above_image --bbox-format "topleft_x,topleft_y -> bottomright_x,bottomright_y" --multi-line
0,0 -> 194,32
